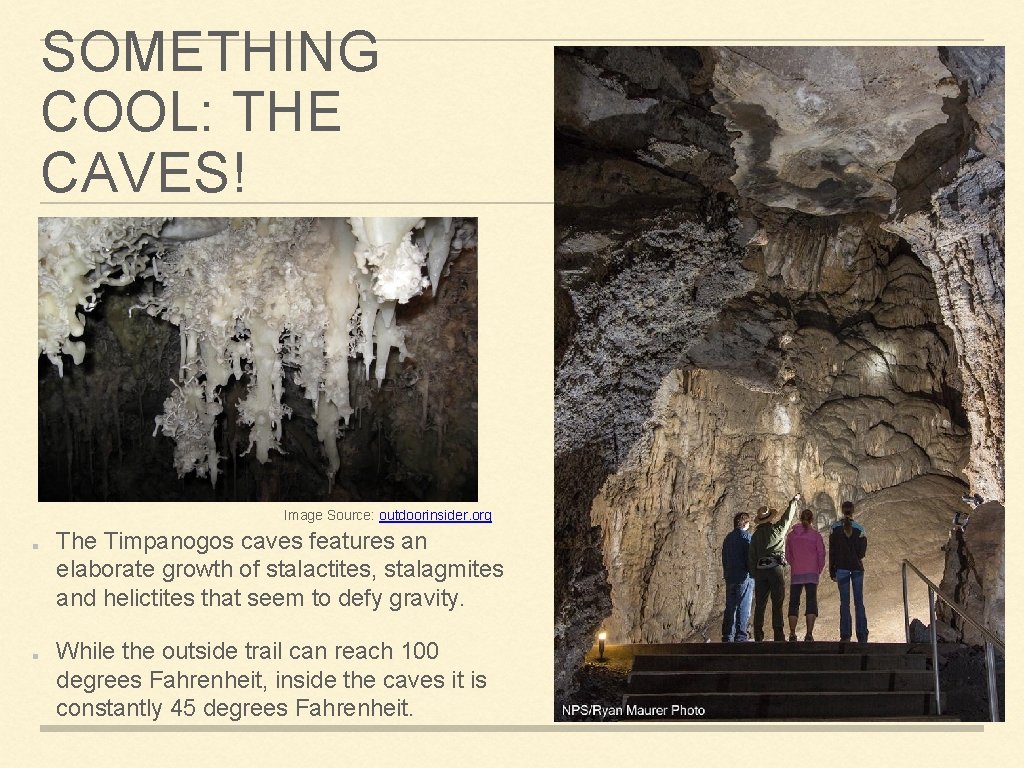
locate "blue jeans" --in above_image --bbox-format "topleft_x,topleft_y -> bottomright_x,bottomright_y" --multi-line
835,569 -> 868,642
722,578 -> 754,641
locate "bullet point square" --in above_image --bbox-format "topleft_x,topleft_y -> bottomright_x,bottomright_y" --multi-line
32,654 -> 38,660
32,544 -> 38,550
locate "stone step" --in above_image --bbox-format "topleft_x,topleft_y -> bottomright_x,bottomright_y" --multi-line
632,642 -> 928,655
631,653 -> 928,672
628,669 -> 935,693
621,691 -> 942,720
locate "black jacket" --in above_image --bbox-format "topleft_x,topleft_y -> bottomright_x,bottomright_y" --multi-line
722,527 -> 752,584
828,524 -> 867,578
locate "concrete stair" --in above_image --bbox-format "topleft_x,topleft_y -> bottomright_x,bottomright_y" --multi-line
623,642 -> 947,720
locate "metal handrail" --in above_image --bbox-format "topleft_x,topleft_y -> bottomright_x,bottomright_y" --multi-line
901,559 -> 1004,722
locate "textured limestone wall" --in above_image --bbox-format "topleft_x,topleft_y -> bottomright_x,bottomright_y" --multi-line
554,205 -> 753,692
885,154 -> 1004,503
937,501 -> 1005,643
554,45 -> 1004,700
591,216 -> 967,644
591,369 -> 786,642
711,47 -> 957,215
886,47 -> 1005,641
554,46 -> 745,697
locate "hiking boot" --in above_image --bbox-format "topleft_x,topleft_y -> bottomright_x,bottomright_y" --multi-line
788,633 -> 797,642
804,634 -> 814,642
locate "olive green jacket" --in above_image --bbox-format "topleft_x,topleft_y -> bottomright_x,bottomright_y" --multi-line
748,498 -> 800,571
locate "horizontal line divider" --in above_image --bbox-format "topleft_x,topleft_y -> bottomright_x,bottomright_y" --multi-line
40,724 -> 985,733
37,38 -> 988,42
39,201 -> 554,205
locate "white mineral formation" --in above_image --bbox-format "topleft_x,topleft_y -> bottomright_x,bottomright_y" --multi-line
37,216 -> 474,486
38,217 -> 165,376
349,216 -> 428,303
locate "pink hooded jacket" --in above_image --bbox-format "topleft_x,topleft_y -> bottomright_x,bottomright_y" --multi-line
786,523 -> 826,585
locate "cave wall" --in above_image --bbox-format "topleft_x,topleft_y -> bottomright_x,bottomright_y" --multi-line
938,500 -> 1005,645
885,46 -> 1005,641
591,215 -> 967,644
555,46 -> 1004,698
554,46 -> 747,696
886,150 -> 1004,504
710,47 -> 958,216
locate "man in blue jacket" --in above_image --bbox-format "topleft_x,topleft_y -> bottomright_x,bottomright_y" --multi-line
721,512 -> 753,642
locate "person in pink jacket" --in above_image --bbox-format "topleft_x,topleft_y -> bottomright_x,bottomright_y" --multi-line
785,508 -> 826,641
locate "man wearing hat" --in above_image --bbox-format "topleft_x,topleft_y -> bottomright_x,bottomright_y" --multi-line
748,493 -> 802,642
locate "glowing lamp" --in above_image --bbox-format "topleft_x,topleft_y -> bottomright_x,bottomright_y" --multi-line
597,631 -> 607,661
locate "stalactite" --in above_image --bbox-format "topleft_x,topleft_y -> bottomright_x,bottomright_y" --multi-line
38,216 -> 475,486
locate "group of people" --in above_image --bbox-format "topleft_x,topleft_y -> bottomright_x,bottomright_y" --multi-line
720,493 -> 869,643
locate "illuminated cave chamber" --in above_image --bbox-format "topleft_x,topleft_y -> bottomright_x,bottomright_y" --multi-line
554,47 -> 1004,697
38,217 -> 478,502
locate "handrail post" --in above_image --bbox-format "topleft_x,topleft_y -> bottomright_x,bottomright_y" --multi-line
929,587 -> 942,716
902,562 -> 910,643
902,558 -> 1004,721
986,641 -> 999,722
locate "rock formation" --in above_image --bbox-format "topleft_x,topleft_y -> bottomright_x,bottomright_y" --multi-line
555,46 -> 1004,702
38,217 -> 478,502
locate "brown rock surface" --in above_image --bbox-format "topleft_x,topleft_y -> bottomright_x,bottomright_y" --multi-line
554,46 -> 1003,703
936,500 -> 1005,643
711,47 -> 958,215
885,154 -> 1004,502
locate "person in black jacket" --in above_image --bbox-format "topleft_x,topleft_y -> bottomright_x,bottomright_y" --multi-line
721,512 -> 753,641
829,500 -> 868,643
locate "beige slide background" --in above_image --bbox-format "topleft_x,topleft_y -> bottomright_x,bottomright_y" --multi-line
1,0 -> 1019,764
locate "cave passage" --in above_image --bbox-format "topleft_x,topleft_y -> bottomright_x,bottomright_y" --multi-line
554,46 -> 1004,703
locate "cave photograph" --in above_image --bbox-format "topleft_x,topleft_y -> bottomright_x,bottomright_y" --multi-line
39,217 -> 478,503
554,47 -> 1004,720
